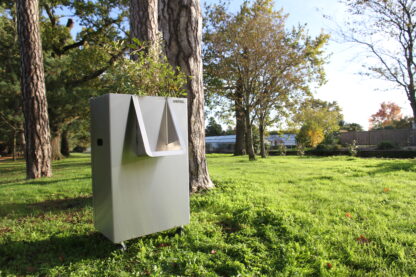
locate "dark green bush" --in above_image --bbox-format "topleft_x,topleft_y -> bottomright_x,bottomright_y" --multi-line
377,141 -> 397,150
271,149 -> 416,158
316,143 -> 342,151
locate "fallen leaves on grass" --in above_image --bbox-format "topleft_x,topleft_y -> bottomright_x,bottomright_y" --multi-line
356,235 -> 370,244
0,226 -> 12,235
383,187 -> 391,192
326,263 -> 332,269
157,243 -> 170,248
345,212 -> 352,218
210,250 -> 217,254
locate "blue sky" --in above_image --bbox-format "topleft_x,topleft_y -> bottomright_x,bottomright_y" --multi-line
202,0 -> 412,130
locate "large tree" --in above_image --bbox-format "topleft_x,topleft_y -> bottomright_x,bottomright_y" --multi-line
204,0 -> 328,160
342,0 -> 416,127
129,0 -> 158,55
159,0 -> 214,192
16,0 -> 52,178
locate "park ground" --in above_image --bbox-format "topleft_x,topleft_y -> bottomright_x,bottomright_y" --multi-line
0,154 -> 416,276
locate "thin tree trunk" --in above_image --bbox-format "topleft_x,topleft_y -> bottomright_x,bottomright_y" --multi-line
259,120 -> 266,158
159,0 -> 214,192
130,0 -> 159,56
245,124 -> 250,155
51,131 -> 63,160
410,97 -> 416,129
245,108 -> 256,161
234,79 -> 246,156
61,129 -> 70,157
16,0 -> 52,178
12,131 -> 17,161
19,128 -> 25,158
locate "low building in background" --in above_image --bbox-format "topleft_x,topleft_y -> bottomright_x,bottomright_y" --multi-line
206,135 -> 236,153
267,134 -> 297,148
206,134 -> 296,153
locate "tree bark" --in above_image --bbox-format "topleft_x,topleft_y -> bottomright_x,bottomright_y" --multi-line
410,96 -> 416,129
12,131 -> 17,161
259,120 -> 266,158
244,108 -> 256,161
159,0 -> 214,192
130,0 -> 159,56
16,0 -> 52,178
61,129 -> 70,157
234,79 -> 246,155
19,128 -> 25,157
51,131 -> 63,161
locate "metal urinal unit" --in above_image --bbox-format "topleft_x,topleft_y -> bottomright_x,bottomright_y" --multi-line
90,94 -> 190,245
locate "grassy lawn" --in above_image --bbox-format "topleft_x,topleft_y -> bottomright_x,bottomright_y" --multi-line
1,154 -> 416,276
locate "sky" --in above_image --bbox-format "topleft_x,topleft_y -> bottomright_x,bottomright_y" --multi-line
202,0 -> 413,130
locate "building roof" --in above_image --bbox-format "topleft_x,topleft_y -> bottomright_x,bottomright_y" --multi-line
267,134 -> 297,146
205,135 -> 236,143
205,134 -> 296,145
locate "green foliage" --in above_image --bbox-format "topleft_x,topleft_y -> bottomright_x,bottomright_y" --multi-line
0,7 -> 23,152
0,1 -> 184,156
295,99 -> 343,147
101,41 -> 187,97
0,0 -> 128,154
339,121 -> 364,132
296,122 -> 325,147
372,117 -> 414,130
205,117 -> 224,136
2,154 -> 416,275
204,0 -> 329,150
377,141 -> 397,150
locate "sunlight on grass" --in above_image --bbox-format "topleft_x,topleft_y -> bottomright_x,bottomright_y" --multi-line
0,153 -> 416,276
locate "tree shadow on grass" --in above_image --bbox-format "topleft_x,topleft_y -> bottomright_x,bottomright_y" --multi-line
0,232 -> 117,276
0,163 -> 25,176
0,176 -> 90,186
0,159 -> 91,179
0,196 -> 92,218
367,160 -> 416,175
52,161 -> 91,170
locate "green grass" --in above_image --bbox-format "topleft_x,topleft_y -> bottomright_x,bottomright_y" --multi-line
1,154 -> 416,276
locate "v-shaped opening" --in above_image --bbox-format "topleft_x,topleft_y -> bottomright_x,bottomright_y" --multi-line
156,101 -> 182,151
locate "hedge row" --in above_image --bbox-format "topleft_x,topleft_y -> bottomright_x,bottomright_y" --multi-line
269,150 -> 416,158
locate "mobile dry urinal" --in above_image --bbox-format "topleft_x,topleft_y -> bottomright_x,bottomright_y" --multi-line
90,94 -> 190,245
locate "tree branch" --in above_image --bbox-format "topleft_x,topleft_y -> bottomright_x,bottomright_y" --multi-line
66,47 -> 127,87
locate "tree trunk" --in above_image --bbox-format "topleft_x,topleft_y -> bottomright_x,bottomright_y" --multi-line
51,132 -> 63,160
61,129 -> 70,157
245,124 -> 250,155
19,128 -> 25,158
130,0 -> 159,56
16,0 -> 52,178
410,97 -> 416,129
245,108 -> 256,161
234,79 -> 246,156
159,0 -> 214,192
12,131 -> 17,161
259,120 -> 266,158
